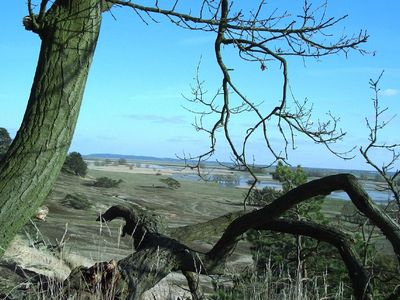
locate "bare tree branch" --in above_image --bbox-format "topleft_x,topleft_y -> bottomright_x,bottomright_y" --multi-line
360,72 -> 400,211
208,174 -> 400,266
92,180 -> 382,300
104,0 -> 368,182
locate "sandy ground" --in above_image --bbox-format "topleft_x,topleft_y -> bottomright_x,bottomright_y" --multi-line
87,161 -> 274,186
87,161 -> 249,176
0,162 -> 264,298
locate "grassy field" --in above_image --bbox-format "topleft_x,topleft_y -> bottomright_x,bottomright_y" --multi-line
0,165 -> 257,298
1,163 -> 383,298
4,164 -> 352,262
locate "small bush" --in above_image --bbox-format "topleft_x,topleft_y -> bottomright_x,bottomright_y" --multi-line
92,177 -> 123,188
159,177 -> 181,189
62,193 -> 91,210
118,158 -> 127,165
247,187 -> 282,207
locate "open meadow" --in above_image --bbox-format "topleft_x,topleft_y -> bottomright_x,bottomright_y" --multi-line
0,159 -> 397,299
0,161 -> 261,298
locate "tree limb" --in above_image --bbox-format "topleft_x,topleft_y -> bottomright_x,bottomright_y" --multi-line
208,174 -> 400,267
67,172 -> 400,300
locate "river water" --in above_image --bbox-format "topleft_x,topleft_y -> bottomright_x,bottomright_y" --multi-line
172,173 -> 393,203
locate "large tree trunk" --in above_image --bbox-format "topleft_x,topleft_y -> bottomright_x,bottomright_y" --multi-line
0,0 -> 102,257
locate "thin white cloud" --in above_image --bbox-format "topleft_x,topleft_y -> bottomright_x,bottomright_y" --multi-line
380,88 -> 399,97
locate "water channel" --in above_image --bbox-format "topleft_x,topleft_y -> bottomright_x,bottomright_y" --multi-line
172,173 -> 392,203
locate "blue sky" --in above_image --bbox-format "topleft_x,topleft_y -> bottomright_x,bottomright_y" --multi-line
1,1 -> 399,170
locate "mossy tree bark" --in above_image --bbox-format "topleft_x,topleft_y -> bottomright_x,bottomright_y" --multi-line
0,0 -> 102,256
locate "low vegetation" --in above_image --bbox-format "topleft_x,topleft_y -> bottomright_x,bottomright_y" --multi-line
159,177 -> 181,189
61,193 -> 92,210
1,162 -> 399,299
91,176 -> 123,188
212,163 -> 400,299
215,163 -> 348,298
62,152 -> 87,177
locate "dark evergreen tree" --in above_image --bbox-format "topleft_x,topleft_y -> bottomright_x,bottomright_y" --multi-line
0,128 -> 12,160
63,152 -> 88,177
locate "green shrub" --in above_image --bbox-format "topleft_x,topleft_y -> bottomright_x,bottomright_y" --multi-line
92,177 -> 123,188
63,152 -> 87,177
159,177 -> 181,189
118,158 -> 127,165
247,187 -> 282,207
62,193 -> 91,210
245,162 -> 344,295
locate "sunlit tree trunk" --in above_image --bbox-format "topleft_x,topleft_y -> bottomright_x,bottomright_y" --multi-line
0,0 -> 102,256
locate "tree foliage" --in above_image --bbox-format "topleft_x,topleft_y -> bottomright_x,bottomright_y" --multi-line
247,187 -> 282,207
0,128 -> 12,160
118,158 -> 127,165
246,163 -> 341,295
63,152 -> 88,177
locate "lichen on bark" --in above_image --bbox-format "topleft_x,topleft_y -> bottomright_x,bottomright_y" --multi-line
0,0 -> 102,256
